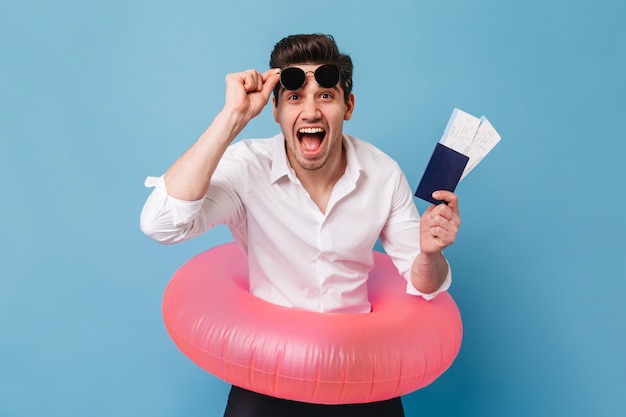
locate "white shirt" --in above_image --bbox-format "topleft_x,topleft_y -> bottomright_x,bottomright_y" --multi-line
140,133 -> 451,313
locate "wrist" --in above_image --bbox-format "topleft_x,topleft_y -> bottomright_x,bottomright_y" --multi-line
417,250 -> 444,265
213,108 -> 249,142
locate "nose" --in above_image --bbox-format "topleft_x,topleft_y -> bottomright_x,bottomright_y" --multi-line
300,93 -> 320,120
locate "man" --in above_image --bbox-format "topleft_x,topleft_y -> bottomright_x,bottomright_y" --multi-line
141,34 -> 460,417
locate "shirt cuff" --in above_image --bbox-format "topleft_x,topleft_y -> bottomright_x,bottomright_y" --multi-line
405,258 -> 452,300
144,176 -> 205,226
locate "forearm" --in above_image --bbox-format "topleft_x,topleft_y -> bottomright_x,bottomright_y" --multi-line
164,109 -> 247,201
410,251 -> 449,295
164,68 -> 279,201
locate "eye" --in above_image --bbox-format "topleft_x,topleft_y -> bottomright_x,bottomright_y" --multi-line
286,93 -> 300,101
320,92 -> 334,100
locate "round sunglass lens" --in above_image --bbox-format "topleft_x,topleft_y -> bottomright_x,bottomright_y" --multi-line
280,67 -> 306,90
315,65 -> 340,88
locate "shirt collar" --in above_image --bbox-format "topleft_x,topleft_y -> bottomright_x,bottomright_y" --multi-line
269,133 -> 294,184
342,133 -> 367,183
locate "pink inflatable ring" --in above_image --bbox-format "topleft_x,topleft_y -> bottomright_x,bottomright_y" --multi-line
162,242 -> 462,404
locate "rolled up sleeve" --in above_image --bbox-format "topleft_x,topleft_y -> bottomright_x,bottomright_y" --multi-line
139,176 -> 206,244
405,260 -> 452,300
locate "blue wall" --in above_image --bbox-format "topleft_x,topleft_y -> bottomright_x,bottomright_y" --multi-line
2,1 -> 624,416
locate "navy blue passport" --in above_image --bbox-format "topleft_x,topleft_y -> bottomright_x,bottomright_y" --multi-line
414,143 -> 469,205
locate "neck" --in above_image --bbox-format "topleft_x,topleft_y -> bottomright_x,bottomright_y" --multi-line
298,143 -> 345,186
291,142 -> 347,214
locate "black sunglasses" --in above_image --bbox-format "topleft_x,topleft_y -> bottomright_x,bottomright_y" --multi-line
279,64 -> 341,91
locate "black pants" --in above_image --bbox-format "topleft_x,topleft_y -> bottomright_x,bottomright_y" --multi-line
223,386 -> 405,417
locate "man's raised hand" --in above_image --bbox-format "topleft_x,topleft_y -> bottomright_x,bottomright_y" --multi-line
224,68 -> 280,123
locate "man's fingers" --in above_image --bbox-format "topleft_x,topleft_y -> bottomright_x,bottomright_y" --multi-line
432,191 -> 459,214
260,68 -> 281,97
428,192 -> 461,239
238,69 -> 262,92
238,69 -> 280,98
430,213 -> 459,236
263,68 -> 281,82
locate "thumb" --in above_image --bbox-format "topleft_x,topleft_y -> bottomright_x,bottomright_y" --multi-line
260,68 -> 281,99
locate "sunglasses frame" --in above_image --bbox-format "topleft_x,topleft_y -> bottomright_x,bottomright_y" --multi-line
279,64 -> 342,91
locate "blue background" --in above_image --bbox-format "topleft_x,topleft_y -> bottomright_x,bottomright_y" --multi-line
2,0 -> 625,416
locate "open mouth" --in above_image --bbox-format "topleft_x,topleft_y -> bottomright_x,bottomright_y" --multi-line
297,127 -> 326,153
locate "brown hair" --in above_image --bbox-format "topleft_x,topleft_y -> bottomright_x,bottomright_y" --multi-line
270,34 -> 353,104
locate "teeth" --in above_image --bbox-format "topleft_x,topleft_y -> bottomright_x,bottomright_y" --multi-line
298,127 -> 325,134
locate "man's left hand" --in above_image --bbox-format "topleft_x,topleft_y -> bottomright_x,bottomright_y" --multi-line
419,191 -> 461,255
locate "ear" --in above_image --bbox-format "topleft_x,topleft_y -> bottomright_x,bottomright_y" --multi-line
272,96 -> 279,122
343,93 -> 355,121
